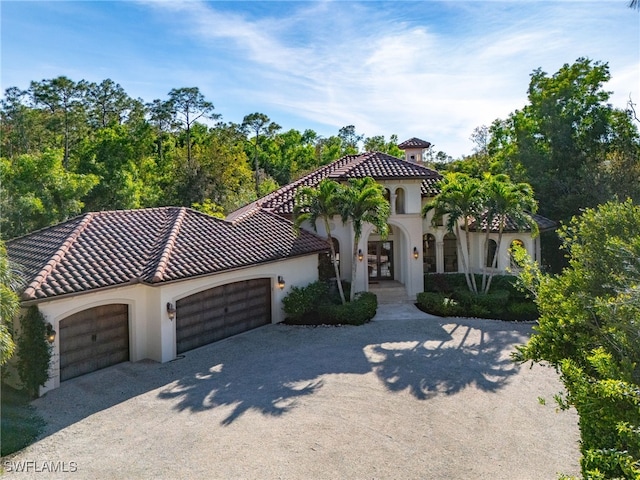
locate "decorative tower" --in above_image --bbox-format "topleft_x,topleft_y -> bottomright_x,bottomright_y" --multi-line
397,137 -> 432,163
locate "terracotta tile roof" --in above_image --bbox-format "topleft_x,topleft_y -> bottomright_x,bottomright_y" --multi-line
466,211 -> 557,233
7,207 -> 328,301
228,151 -> 443,217
397,137 -> 432,149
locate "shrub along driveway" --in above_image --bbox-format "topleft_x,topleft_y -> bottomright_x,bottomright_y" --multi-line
4,306 -> 579,479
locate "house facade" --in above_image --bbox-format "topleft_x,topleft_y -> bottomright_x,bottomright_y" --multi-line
6,137 -> 554,393
7,207 -> 327,392
240,138 -> 555,301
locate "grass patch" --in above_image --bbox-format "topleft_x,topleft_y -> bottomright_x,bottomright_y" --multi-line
1,383 -> 45,456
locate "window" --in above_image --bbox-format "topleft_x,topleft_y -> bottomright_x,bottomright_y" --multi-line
423,234 -> 436,273
443,233 -> 457,272
395,188 -> 405,214
486,239 -> 498,268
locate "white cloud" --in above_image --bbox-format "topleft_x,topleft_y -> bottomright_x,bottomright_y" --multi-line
140,0 -> 638,157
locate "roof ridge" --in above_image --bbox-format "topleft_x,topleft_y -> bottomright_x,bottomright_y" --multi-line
21,213 -> 94,300
151,207 -> 187,283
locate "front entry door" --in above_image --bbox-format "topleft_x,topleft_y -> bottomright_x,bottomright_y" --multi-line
368,241 -> 393,281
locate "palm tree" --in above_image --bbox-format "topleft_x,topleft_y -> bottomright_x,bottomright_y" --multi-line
483,178 -> 537,293
422,173 -> 482,293
479,173 -> 509,293
0,241 -> 22,365
293,179 -> 346,304
338,177 -> 390,301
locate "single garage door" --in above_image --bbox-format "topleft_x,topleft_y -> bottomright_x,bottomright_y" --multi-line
59,304 -> 129,382
176,278 -> 271,354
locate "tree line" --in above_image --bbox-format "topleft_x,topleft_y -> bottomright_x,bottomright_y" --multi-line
439,58 -> 640,269
0,77 -> 403,240
1,57 -> 638,258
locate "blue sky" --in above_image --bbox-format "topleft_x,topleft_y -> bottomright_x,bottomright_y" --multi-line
2,1 -> 638,157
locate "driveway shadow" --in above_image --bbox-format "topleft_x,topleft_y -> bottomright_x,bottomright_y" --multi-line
29,315 -> 532,439
157,316 -> 530,424
365,318 -> 530,399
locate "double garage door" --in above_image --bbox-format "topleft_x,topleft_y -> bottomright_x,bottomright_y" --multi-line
176,278 -> 272,354
58,279 -> 271,381
59,304 -> 129,382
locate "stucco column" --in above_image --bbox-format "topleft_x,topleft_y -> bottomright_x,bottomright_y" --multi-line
390,193 -> 397,215
435,240 -> 444,273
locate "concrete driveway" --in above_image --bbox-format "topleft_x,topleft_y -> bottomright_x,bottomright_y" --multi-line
3,305 -> 579,479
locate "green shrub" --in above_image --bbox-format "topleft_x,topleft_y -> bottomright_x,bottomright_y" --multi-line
283,282 -> 377,325
422,274 -> 538,320
16,306 -> 52,398
332,292 -> 377,325
490,275 -> 530,301
468,304 -> 491,318
450,289 -> 509,317
282,281 -> 330,320
506,302 -> 539,321
417,292 -> 465,317
417,291 -> 444,311
475,290 -> 510,315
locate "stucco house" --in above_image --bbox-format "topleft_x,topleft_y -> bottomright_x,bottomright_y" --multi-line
6,137 -> 554,393
237,137 -> 555,301
7,207 -> 327,392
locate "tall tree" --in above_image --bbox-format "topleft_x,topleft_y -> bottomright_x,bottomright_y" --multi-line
242,113 -> 281,194
315,135 -> 343,165
293,179 -> 347,304
76,123 -> 158,211
484,58 -> 640,271
338,177 -> 390,301
1,150 -> 98,238
85,79 -> 135,128
338,125 -> 363,155
490,59 -> 614,222
363,134 -> 404,157
480,174 -> 537,293
514,200 -> 640,478
28,76 -> 88,168
0,87 -> 37,158
422,173 -> 482,293
166,87 -> 218,172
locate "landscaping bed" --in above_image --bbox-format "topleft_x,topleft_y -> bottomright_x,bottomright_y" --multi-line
282,280 -> 377,326
418,273 -> 538,321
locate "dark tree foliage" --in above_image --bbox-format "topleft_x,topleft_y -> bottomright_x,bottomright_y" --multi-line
17,306 -> 52,398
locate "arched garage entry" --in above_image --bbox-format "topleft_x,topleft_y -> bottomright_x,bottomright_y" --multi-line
59,304 -> 130,382
176,278 -> 271,354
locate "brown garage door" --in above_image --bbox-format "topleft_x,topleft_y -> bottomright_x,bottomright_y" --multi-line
59,304 -> 129,382
176,278 -> 271,354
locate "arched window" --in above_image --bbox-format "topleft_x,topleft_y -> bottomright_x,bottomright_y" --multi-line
443,233 -> 457,272
423,234 -> 436,273
486,239 -> 498,268
383,188 -> 391,203
395,188 -> 405,214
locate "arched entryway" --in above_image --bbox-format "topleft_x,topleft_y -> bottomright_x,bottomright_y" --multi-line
367,226 -> 394,282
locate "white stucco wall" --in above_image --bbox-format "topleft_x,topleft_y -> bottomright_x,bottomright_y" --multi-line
33,254 -> 319,393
